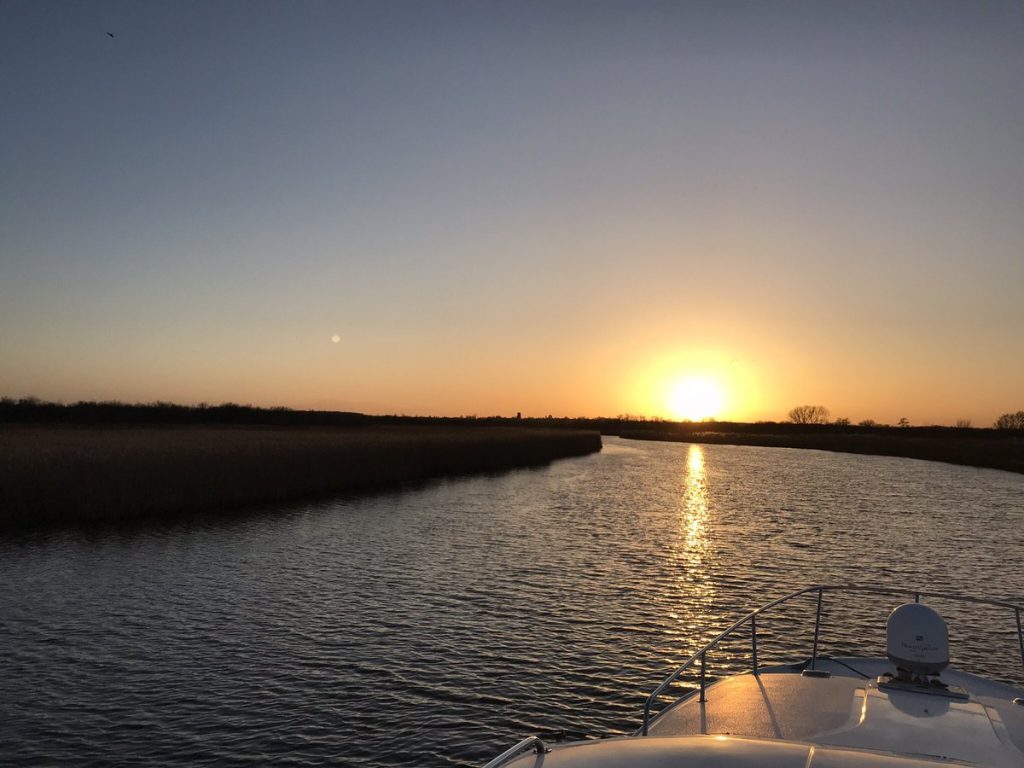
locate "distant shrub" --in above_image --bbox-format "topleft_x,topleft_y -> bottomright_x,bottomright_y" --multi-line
834,417 -> 851,426
994,411 -> 1024,430
788,405 -> 830,424
858,419 -> 878,427
955,419 -> 972,429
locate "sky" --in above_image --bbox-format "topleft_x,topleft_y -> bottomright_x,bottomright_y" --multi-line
2,1 -> 1022,425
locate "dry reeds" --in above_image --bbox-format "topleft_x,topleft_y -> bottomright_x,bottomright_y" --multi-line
620,429 -> 1024,474
0,426 -> 601,529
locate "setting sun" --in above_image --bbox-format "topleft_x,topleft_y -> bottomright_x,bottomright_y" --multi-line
667,376 -> 725,421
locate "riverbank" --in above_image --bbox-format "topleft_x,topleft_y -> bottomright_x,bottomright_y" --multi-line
618,428 -> 1024,474
0,425 -> 602,530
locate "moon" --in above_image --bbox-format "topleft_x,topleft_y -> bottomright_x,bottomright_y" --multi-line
331,334 -> 341,344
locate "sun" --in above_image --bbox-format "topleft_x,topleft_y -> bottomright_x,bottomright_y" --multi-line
667,376 -> 725,421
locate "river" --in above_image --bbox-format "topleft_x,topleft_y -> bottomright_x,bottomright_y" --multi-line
2,437 -> 1023,766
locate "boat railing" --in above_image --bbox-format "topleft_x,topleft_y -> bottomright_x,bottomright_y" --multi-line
482,736 -> 547,768
640,583 -> 1024,735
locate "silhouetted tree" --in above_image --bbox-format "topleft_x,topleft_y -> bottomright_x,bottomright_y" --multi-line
955,418 -> 972,429
898,417 -> 910,428
834,417 -> 850,426
994,411 -> 1024,430
788,405 -> 830,424
858,419 -> 878,427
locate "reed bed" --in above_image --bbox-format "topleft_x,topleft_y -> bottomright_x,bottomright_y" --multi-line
0,426 -> 601,529
620,429 -> 1024,474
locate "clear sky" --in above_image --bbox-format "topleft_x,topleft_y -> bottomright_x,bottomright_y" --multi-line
2,1 -> 1022,425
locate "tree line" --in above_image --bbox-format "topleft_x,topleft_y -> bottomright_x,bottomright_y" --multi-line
789,404 -> 1024,430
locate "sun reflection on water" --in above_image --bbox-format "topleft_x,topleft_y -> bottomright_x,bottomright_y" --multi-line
665,444 -> 716,647
683,445 -> 709,557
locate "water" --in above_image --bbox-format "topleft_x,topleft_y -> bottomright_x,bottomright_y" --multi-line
2,437 -> 1023,766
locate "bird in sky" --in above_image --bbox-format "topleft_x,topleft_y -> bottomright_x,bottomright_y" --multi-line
106,31 -> 114,38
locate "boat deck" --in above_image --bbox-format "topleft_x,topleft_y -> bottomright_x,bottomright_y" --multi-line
647,663 -> 864,741
500,735 -> 972,767
646,658 -> 1024,766
487,587 -> 1024,768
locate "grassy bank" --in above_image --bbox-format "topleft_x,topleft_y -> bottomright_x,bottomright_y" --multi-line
619,428 -> 1024,474
0,426 -> 601,530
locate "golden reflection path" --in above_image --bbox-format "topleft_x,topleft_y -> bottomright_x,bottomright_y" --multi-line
666,444 -> 716,647
683,444 -> 709,559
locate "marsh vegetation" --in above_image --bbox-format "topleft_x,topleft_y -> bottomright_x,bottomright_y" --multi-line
618,425 -> 1024,474
0,425 -> 601,530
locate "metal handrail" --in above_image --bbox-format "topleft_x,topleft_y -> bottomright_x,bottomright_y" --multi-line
482,736 -> 548,768
640,584 -> 1024,735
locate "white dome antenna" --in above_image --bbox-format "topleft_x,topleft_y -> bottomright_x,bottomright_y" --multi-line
887,603 -> 949,679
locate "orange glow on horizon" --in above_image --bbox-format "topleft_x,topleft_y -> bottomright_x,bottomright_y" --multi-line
627,346 -> 771,422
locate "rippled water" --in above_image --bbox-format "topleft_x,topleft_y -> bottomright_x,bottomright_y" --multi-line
3,437 -> 1024,766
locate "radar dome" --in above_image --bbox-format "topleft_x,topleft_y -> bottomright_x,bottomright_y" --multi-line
886,603 -> 949,676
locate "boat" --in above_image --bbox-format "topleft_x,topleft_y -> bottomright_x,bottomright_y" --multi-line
484,585 -> 1024,767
